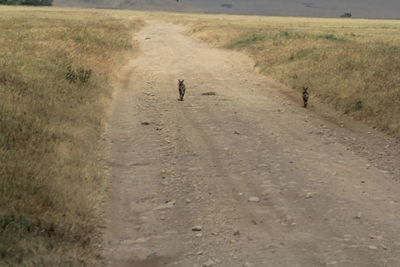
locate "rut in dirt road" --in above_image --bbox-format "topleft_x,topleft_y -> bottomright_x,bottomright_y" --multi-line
103,21 -> 400,267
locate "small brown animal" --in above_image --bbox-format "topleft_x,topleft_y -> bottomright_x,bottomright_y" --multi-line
302,87 -> 309,108
178,79 -> 186,101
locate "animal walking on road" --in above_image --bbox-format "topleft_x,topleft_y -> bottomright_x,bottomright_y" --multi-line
178,79 -> 186,101
302,87 -> 309,108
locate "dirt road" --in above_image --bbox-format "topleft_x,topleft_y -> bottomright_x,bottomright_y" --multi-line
103,21 -> 400,267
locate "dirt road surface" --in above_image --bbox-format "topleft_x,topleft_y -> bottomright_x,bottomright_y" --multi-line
103,21 -> 400,267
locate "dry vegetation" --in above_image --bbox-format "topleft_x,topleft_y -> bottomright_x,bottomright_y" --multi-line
150,12 -> 400,135
1,5 -> 400,265
0,6 -> 143,266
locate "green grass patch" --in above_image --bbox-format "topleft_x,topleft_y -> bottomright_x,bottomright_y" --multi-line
226,31 -> 306,49
316,33 -> 347,41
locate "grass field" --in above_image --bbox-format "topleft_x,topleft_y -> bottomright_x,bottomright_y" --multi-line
0,6 -> 143,266
148,12 -> 400,135
1,5 -> 400,266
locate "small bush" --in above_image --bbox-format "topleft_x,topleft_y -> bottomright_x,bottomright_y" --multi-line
65,66 -> 92,84
353,100 -> 363,111
316,34 -> 346,41
345,99 -> 363,114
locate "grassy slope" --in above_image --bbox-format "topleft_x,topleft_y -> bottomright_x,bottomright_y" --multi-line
151,12 -> 400,136
0,7 -> 143,266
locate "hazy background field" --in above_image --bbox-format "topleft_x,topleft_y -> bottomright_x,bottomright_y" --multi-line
54,0 -> 400,19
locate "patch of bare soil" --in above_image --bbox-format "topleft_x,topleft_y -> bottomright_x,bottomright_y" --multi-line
103,21 -> 400,267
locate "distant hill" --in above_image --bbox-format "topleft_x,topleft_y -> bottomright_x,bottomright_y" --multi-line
53,0 -> 198,12
54,0 -> 400,19
0,0 -> 52,5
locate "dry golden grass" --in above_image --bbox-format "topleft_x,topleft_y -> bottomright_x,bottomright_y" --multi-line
1,5 -> 400,265
147,12 -> 400,135
0,6 -> 144,266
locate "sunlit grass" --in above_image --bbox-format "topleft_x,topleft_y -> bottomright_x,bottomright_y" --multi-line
0,6 -> 144,265
1,5 -> 400,265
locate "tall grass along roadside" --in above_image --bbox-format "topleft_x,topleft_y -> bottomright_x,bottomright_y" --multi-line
152,13 -> 400,136
0,6 -> 144,266
1,6 -> 399,265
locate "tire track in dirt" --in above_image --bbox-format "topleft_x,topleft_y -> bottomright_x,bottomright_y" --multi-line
103,21 -> 400,267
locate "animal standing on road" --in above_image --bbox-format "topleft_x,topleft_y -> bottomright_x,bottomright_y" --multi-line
302,87 -> 310,108
178,79 -> 186,101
